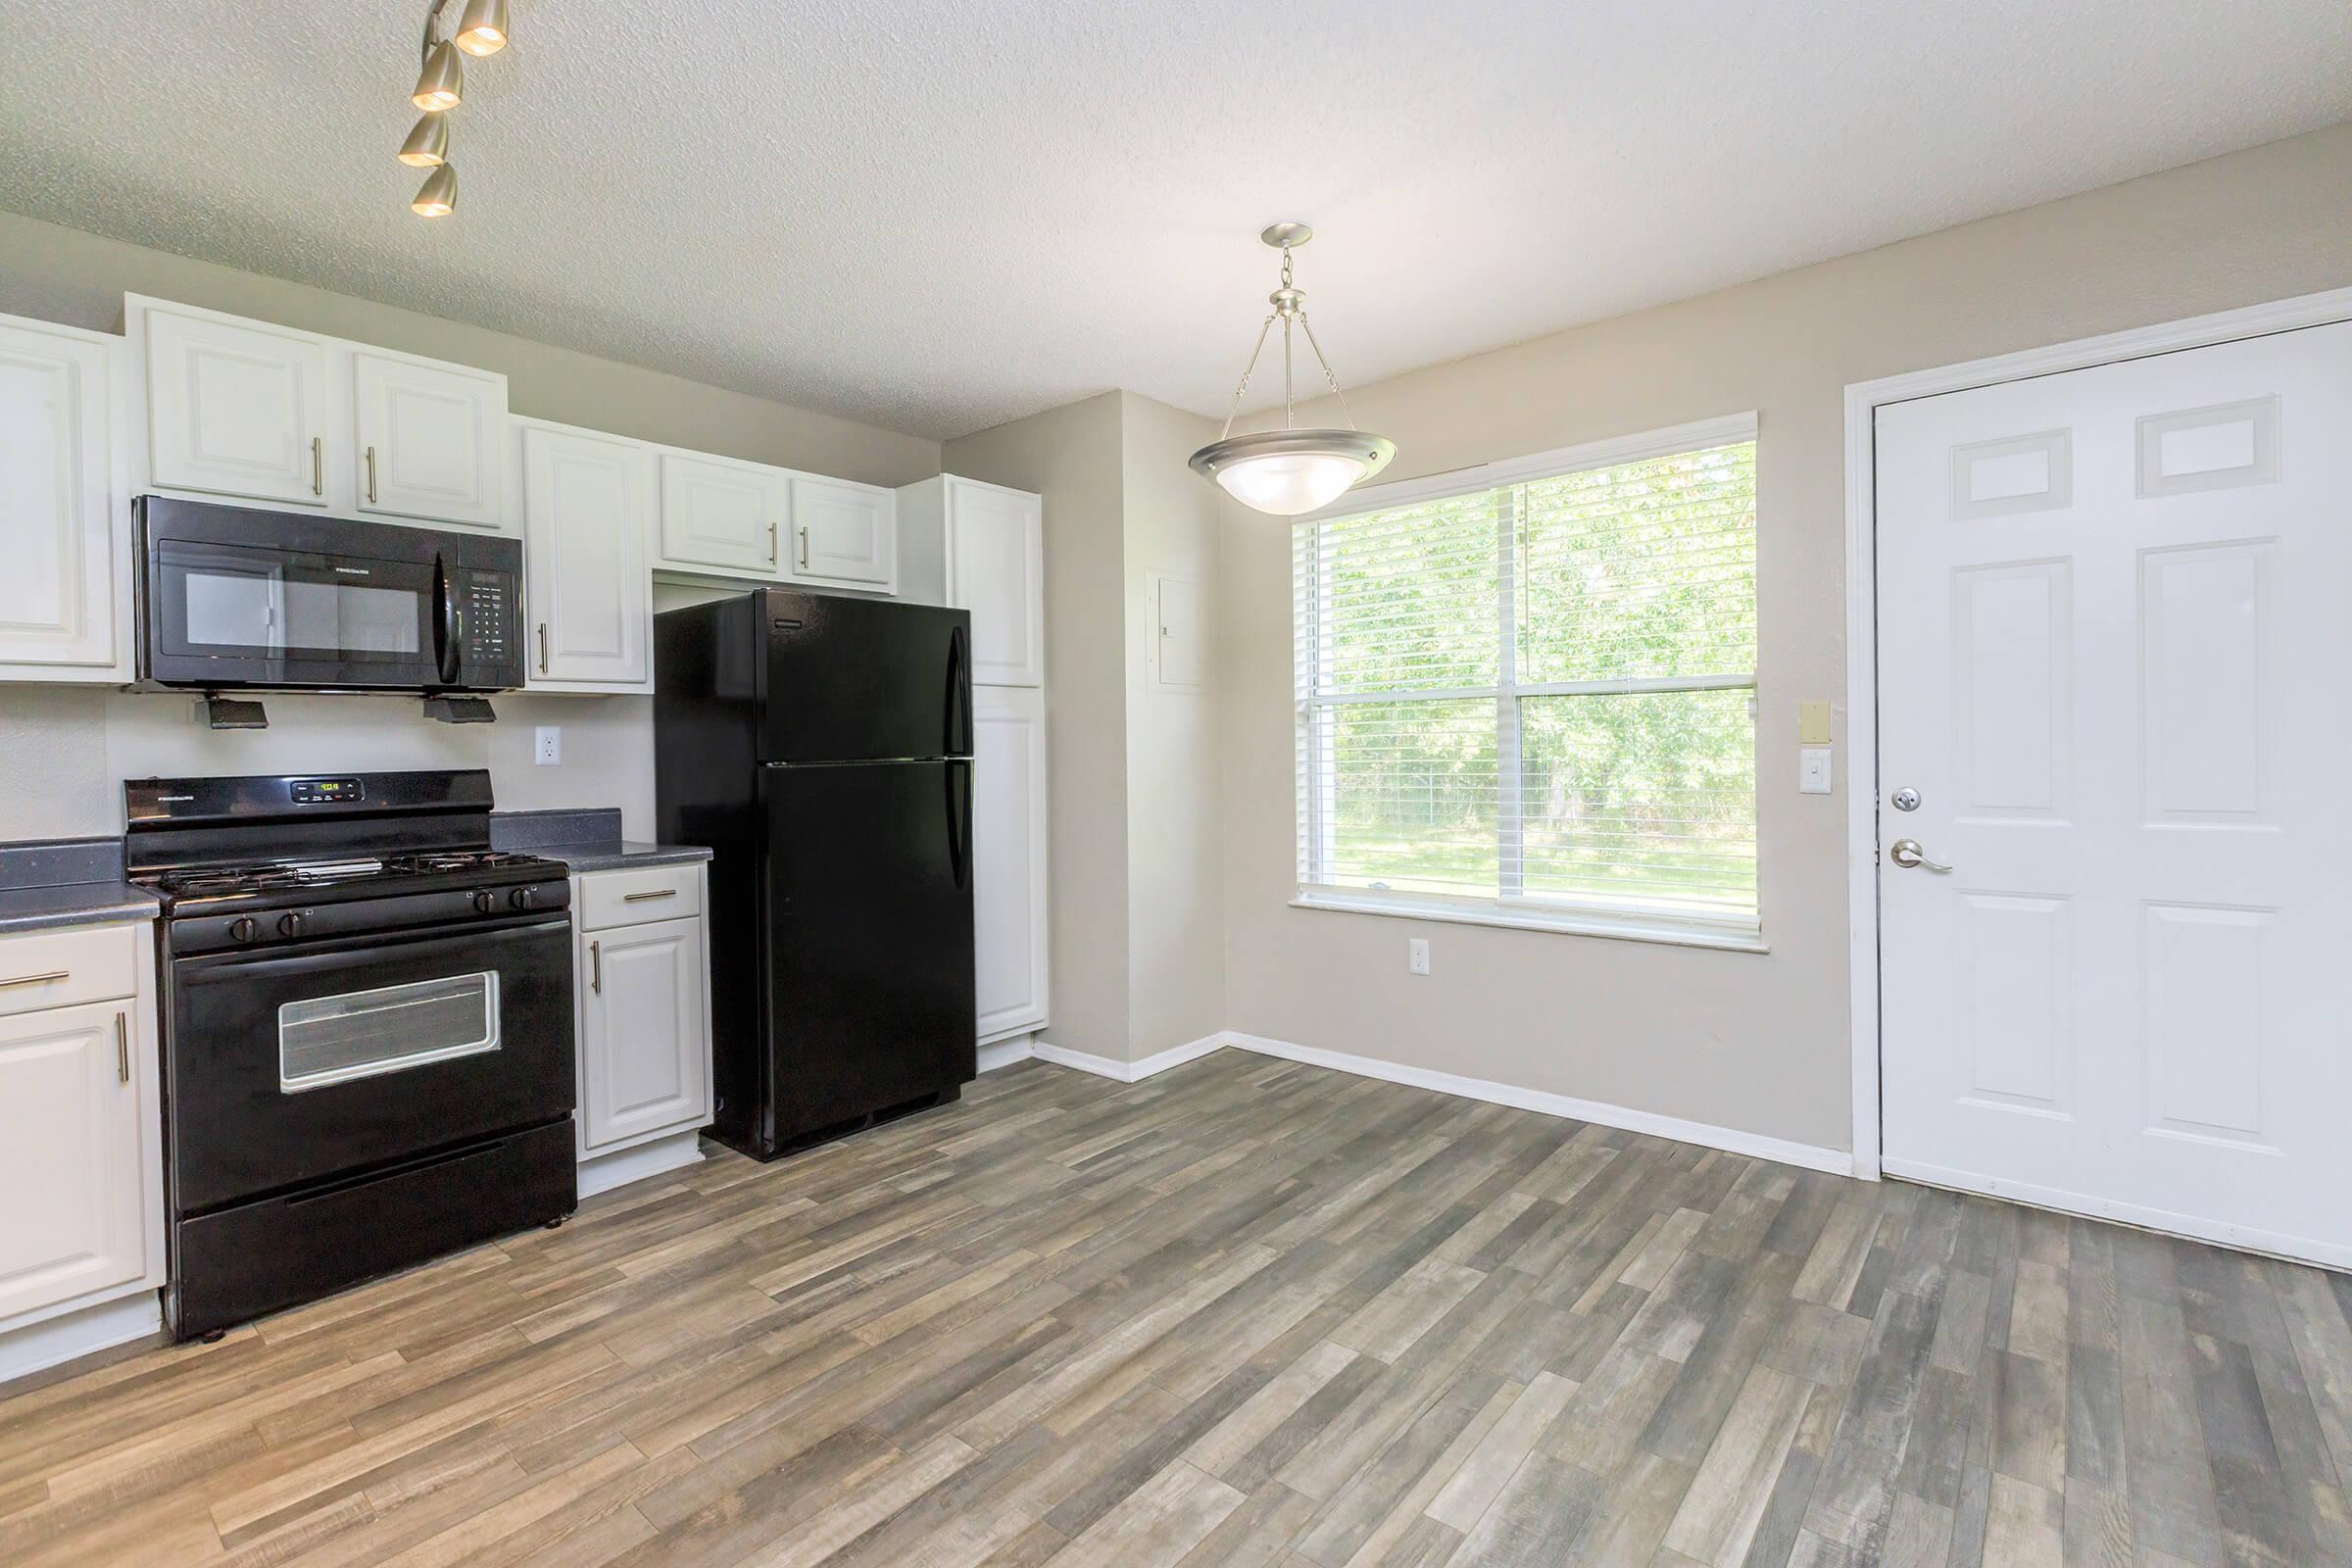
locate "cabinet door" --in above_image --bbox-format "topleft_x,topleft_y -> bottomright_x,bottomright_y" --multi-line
972,685 -> 1049,1040
946,478 -> 1044,686
353,350 -> 506,530
0,1002 -> 148,1323
657,452 -> 787,576
790,475 -> 896,590
144,305 -> 329,506
578,916 -> 710,1152
521,423 -> 652,689
0,317 -> 116,671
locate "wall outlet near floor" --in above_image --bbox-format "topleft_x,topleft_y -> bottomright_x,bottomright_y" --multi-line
534,726 -> 563,766
1408,937 -> 1431,976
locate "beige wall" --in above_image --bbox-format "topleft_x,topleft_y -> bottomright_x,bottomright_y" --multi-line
0,209 -> 941,843
1117,394 -> 1225,1057
1219,122 -> 2352,1153
946,393 -> 1133,1058
0,210 -> 939,487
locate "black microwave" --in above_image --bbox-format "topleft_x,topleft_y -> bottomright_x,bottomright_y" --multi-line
134,497 -> 523,694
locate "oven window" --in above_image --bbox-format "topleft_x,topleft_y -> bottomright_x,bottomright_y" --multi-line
183,567 -> 422,656
278,971 -> 501,1092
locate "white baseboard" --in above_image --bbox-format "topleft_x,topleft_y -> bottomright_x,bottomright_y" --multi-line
578,1129 -> 707,1200
1031,1032 -> 1227,1084
1885,1156 -> 2351,1272
977,1035 -> 1038,1073
0,1292 -> 164,1388
1215,1032 -> 1854,1177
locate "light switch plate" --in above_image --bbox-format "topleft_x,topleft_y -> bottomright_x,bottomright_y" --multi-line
1799,746 -> 1834,795
1799,701 -> 1834,744
535,726 -> 562,766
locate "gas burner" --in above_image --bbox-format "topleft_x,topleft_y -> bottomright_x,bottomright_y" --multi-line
149,848 -> 561,900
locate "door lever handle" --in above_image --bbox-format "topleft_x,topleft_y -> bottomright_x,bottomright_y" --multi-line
1888,838 -> 1952,873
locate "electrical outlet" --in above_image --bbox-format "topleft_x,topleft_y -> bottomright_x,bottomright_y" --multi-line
1408,937 -> 1431,976
534,726 -> 562,766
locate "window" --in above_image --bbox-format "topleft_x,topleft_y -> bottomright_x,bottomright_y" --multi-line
1293,416 -> 1760,946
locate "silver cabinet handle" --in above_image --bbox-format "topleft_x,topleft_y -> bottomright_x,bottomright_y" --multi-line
798,525 -> 810,570
621,888 -> 677,903
1888,838 -> 1952,873
0,969 -> 69,990
311,436 -> 324,496
115,1010 -> 129,1085
366,445 -> 378,504
768,516 -> 779,564
537,623 -> 549,673
589,939 -> 602,994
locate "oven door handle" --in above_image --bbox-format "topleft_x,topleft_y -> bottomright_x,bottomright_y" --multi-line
433,555 -> 462,688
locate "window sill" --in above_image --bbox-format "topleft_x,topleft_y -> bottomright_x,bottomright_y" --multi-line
1288,892 -> 1770,954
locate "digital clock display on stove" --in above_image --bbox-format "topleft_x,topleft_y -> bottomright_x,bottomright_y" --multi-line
288,777 -> 365,805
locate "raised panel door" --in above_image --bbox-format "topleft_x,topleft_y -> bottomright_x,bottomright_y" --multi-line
945,478 -> 1043,686
353,351 -> 506,530
0,317 -> 116,670
0,1003 -> 147,1324
144,305 -> 328,506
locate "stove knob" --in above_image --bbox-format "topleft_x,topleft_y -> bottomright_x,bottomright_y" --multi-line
277,911 -> 305,939
227,916 -> 259,945
471,889 -> 497,913
509,885 -> 538,910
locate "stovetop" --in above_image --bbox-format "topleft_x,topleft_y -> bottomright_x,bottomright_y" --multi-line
149,849 -> 555,901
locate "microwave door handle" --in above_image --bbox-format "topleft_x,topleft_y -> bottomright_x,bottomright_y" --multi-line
434,558 -> 461,686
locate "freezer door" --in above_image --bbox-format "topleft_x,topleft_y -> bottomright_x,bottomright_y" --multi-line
760,760 -> 976,1143
758,589 -> 972,763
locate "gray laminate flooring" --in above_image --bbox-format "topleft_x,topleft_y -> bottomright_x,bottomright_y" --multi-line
1,1050 -> 2347,1566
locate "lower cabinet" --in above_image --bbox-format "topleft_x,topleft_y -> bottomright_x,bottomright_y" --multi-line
572,863 -> 713,1191
972,685 -> 1050,1043
0,924 -> 164,1348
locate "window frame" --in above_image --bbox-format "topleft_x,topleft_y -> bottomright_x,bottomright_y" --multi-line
1291,412 -> 1766,952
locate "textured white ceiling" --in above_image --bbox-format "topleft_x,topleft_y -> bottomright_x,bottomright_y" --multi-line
1,2 -> 2346,440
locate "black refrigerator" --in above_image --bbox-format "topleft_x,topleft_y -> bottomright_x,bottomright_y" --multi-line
654,588 -> 976,1159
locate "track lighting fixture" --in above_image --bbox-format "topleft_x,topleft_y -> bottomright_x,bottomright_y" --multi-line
396,0 -> 516,215
411,164 -> 458,218
397,115 -> 449,168
452,0 -> 511,56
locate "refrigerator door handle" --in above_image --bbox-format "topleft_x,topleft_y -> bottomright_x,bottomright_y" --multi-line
945,760 -> 971,891
946,623 -> 972,758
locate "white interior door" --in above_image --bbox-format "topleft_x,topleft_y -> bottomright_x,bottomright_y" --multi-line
1877,321 -> 2352,1267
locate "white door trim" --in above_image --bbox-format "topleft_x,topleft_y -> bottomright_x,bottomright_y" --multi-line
1843,284 -> 2352,1182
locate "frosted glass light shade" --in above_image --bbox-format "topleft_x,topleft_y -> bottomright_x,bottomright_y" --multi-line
1189,428 -> 1396,516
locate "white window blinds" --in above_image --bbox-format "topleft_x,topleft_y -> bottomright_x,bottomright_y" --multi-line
1294,420 -> 1760,940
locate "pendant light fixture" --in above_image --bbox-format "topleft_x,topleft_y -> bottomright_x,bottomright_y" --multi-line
397,0 -> 518,217
1189,223 -> 1396,516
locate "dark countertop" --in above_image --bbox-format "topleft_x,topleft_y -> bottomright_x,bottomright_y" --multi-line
0,837 -> 158,935
489,808 -> 711,875
523,840 -> 714,874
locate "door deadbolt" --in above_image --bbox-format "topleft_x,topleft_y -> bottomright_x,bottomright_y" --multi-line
1890,787 -> 1920,811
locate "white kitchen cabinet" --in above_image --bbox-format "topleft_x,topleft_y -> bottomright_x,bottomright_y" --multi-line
656,450 -> 789,578
572,862 -> 713,1197
904,474 -> 1045,686
578,915 -> 709,1152
0,313 -> 123,680
136,297 -> 330,508
517,418 -> 654,692
972,684 -> 1050,1042
352,349 -> 507,531
789,474 -> 897,590
0,924 -> 163,1342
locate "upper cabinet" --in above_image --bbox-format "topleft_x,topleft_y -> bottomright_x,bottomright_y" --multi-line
516,419 -> 653,692
139,301 -> 329,508
653,453 -> 901,594
0,313 -> 123,680
352,349 -> 505,530
656,450 -> 787,577
128,296 -> 511,532
791,474 -> 896,591
905,475 -> 1044,686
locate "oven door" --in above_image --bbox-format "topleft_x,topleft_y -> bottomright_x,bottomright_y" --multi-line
166,915 -> 574,1214
145,535 -> 445,689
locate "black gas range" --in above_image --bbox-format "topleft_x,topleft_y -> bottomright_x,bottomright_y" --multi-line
127,770 -> 578,1341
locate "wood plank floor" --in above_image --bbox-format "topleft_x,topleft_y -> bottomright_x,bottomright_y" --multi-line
3,1050 -> 2348,1566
